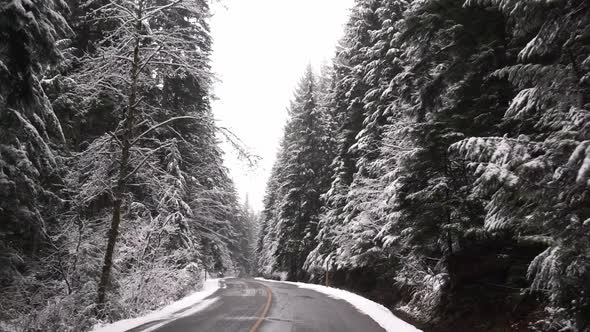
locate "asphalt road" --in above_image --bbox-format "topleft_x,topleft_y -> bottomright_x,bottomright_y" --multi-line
127,278 -> 386,332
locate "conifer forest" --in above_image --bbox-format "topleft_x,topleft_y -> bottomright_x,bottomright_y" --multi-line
2,0 -> 590,331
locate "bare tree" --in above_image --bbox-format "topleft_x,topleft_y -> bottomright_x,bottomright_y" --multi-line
72,0 -> 213,311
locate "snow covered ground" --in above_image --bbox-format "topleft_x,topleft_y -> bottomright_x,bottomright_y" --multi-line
91,278 -> 222,332
256,278 -> 421,332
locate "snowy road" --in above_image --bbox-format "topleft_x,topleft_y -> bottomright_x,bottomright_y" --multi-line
126,278 -> 388,332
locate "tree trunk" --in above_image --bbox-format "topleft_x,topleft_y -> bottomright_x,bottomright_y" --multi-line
97,199 -> 123,309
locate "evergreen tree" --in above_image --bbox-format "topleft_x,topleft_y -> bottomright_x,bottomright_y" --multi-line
451,0 -> 590,329
260,66 -> 336,281
0,0 -> 71,322
369,0 -> 514,318
257,163 -> 282,277
306,0 -> 383,276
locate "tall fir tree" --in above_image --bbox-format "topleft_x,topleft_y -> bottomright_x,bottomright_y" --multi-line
260,66 -> 336,281
0,0 -> 71,322
451,0 -> 590,329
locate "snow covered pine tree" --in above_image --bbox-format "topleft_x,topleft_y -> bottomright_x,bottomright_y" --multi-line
0,0 -> 72,325
259,0 -> 590,330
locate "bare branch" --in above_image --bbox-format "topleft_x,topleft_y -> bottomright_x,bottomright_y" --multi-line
131,116 -> 201,145
137,45 -> 163,74
217,126 -> 260,169
107,131 -> 123,148
144,0 -> 183,20
123,142 -> 174,181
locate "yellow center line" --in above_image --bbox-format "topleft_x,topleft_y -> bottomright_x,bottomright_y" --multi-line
248,282 -> 273,332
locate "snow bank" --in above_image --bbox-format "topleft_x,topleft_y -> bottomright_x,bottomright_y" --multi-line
256,278 -> 421,332
91,278 -> 221,332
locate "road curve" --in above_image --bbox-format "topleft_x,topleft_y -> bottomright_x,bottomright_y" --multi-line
128,278 -> 386,332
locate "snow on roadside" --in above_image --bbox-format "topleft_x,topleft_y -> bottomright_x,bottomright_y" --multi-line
91,278 -> 221,332
256,278 -> 421,332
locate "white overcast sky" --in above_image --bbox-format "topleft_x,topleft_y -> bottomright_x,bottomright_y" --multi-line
210,0 -> 354,211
